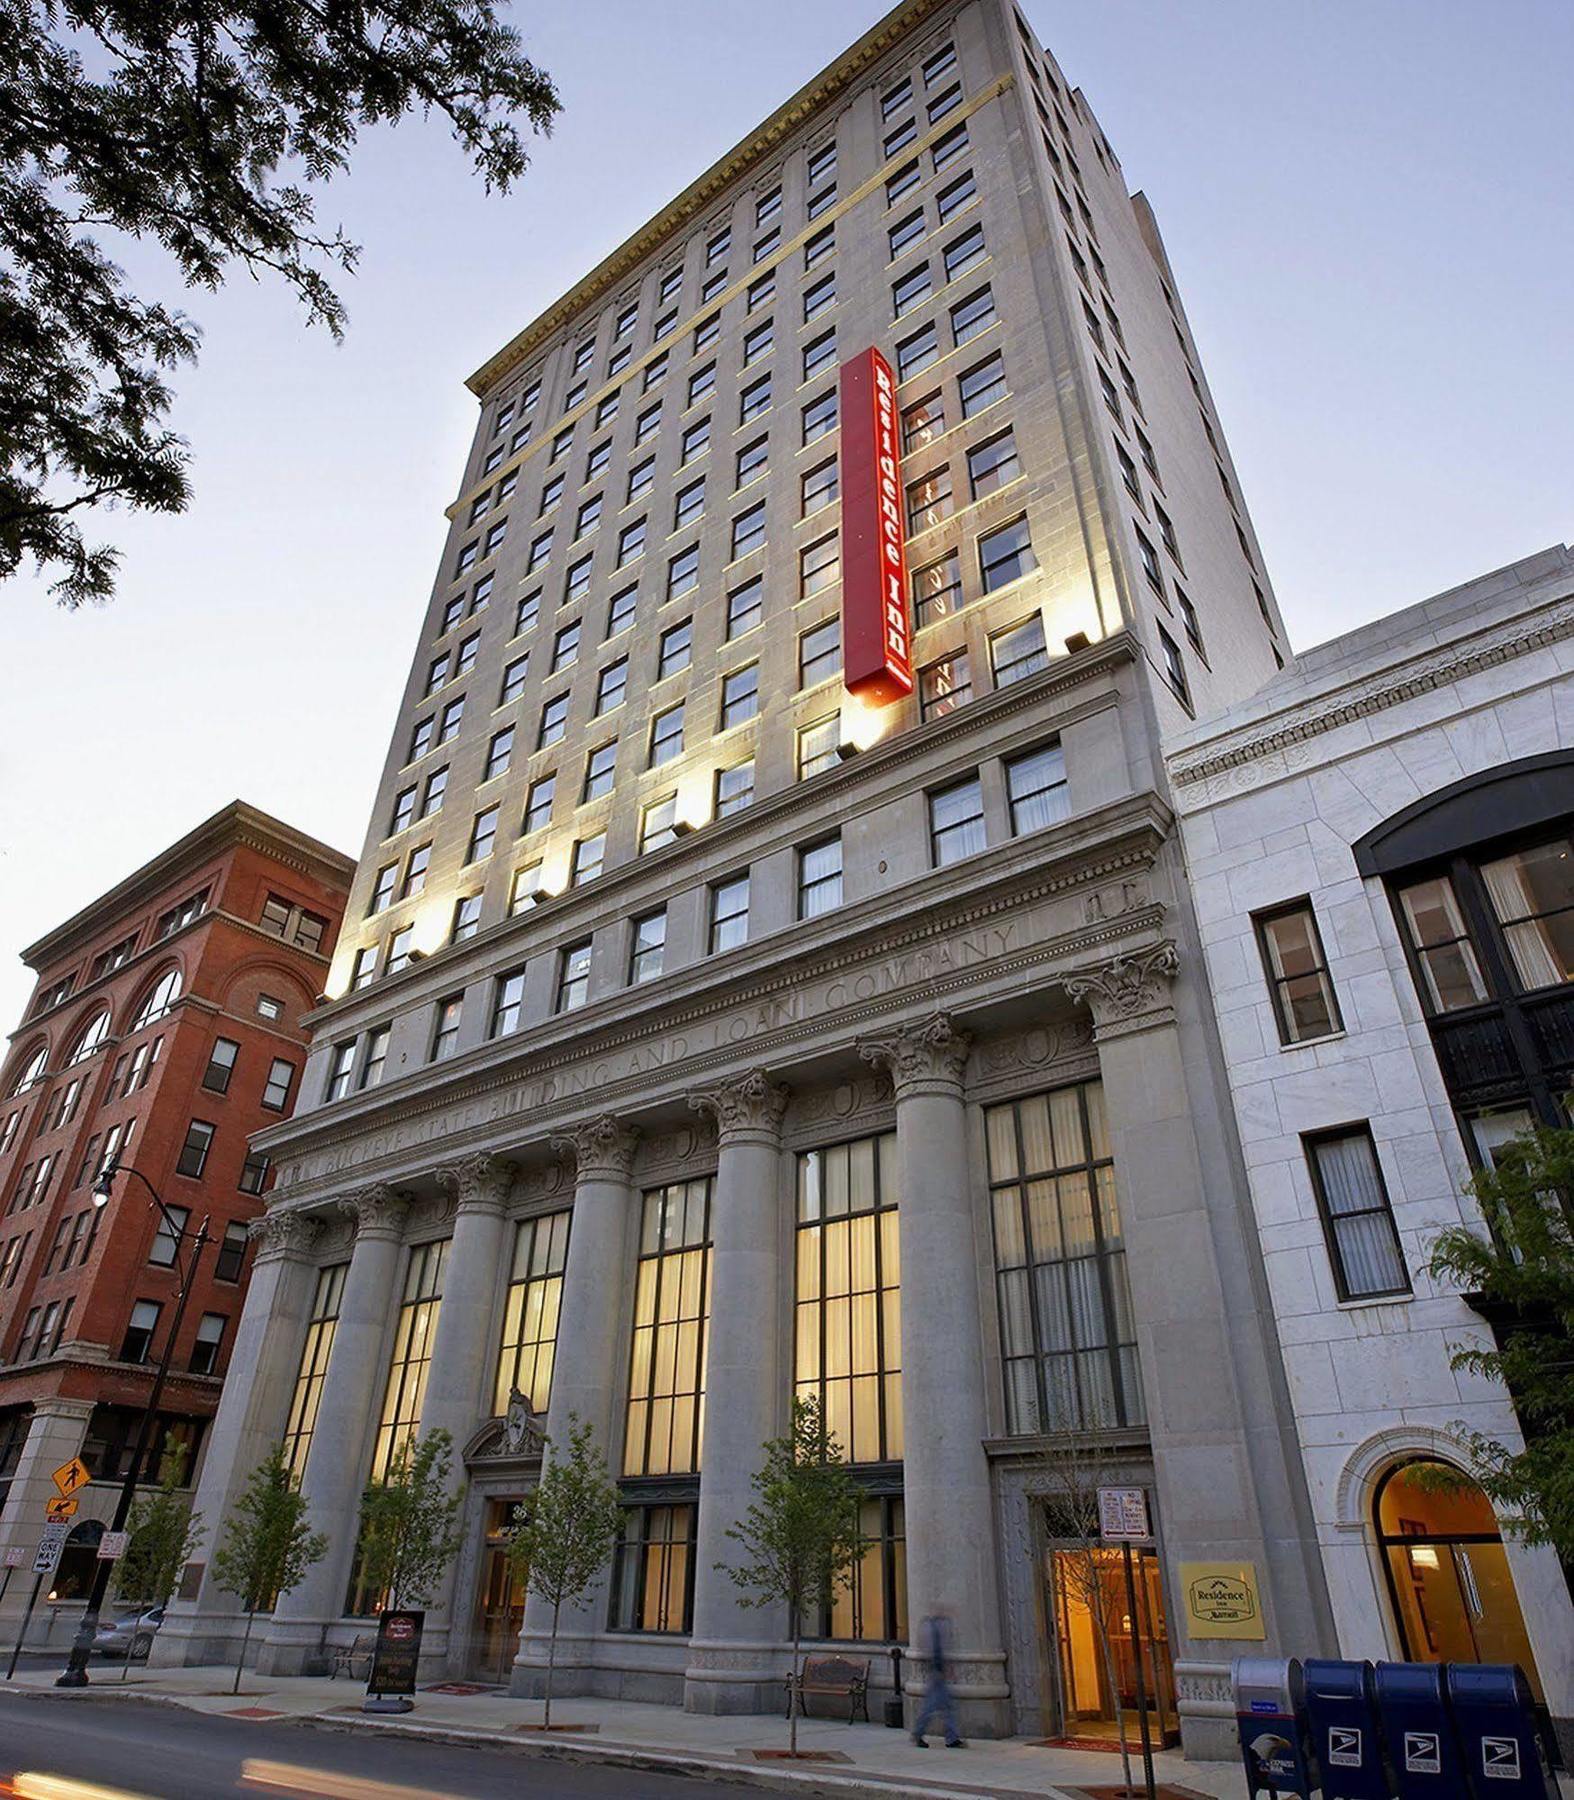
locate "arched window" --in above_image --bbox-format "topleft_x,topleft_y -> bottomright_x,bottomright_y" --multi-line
6,1042 -> 47,1096
130,966 -> 182,1030
66,1009 -> 111,1066
1374,1460 -> 1544,1695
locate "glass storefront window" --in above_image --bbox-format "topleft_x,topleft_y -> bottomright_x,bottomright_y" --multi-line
609,1502 -> 695,1633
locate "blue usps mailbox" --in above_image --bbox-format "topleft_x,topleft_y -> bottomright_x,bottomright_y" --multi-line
1233,1656 -> 1317,1800
1444,1665 -> 1551,1800
1304,1659 -> 1388,1800
1376,1661 -> 1469,1800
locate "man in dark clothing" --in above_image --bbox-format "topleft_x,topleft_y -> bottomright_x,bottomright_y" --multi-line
912,1611 -> 965,1748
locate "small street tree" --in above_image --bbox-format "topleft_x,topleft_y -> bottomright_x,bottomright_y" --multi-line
1427,1126 -> 1574,1559
114,1437 -> 202,1619
717,1396 -> 866,1756
211,1446 -> 328,1693
355,1429 -> 464,1614
504,1414 -> 623,1730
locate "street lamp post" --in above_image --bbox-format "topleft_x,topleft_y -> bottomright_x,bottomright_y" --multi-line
55,1161 -> 210,1688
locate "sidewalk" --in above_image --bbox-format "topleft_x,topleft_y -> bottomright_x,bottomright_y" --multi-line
1,1664 -> 1250,1800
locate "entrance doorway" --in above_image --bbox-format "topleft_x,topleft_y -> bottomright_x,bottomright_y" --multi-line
470,1497 -> 527,1683
1375,1461 -> 1545,1701
1046,1540 -> 1179,1747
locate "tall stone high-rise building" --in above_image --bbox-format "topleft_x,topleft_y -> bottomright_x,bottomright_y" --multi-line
161,0 -> 1332,1747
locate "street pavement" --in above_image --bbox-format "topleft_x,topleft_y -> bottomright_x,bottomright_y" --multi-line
0,1689 -> 778,1799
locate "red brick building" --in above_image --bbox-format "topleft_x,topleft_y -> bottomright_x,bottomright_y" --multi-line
0,803 -> 352,1624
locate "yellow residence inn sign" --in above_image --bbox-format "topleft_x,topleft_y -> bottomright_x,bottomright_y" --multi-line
1180,1562 -> 1265,1639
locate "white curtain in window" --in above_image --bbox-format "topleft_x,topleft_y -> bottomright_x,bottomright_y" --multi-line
1316,1134 -> 1406,1297
1482,845 -> 1570,990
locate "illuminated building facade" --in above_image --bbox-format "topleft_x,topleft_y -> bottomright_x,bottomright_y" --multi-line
0,804 -> 351,1638
161,0 -> 1333,1746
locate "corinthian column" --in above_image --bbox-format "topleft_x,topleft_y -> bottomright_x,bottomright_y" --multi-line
261,1184 -> 409,1674
860,1013 -> 1009,1736
415,1153 -> 514,1668
512,1115 -> 638,1698
153,1206 -> 324,1669
683,1069 -> 789,1717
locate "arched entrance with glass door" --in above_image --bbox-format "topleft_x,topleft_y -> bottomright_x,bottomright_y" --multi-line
1375,1460 -> 1545,1700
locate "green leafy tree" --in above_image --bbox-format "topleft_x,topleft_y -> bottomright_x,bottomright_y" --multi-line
717,1396 -> 866,1756
1427,1127 -> 1574,1558
354,1428 -> 463,1615
114,1437 -> 202,1622
211,1446 -> 327,1693
2,0 -> 560,608
504,1413 -> 623,1730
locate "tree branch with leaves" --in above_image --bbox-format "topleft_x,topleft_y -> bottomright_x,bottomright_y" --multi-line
1,0 -> 560,606
211,1445 -> 327,1693
354,1428 -> 463,1615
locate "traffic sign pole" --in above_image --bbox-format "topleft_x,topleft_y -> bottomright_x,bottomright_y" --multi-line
7,1574 -> 45,1680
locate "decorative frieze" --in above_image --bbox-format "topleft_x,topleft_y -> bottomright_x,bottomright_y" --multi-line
552,1114 -> 639,1182
688,1069 -> 789,1143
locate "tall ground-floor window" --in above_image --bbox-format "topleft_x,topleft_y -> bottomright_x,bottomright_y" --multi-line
371,1238 -> 449,1480
280,1262 -> 347,1480
986,1080 -> 1143,1433
493,1211 -> 570,1417
795,1133 -> 904,1641
608,1498 -> 696,1633
624,1181 -> 711,1478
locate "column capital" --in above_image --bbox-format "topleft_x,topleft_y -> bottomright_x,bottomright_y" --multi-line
552,1114 -> 639,1182
436,1151 -> 515,1216
688,1069 -> 789,1144
859,1012 -> 972,1097
1056,940 -> 1179,1039
248,1206 -> 322,1264
337,1183 -> 411,1240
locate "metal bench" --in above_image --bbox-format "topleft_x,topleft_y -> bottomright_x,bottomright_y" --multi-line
785,1653 -> 871,1723
329,1633 -> 375,1680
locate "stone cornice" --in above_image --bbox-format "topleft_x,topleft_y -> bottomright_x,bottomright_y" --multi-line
1168,592 -> 1574,795
465,0 -> 955,398
255,803 -> 1170,1169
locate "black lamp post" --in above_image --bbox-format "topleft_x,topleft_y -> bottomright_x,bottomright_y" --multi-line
55,1160 -> 209,1688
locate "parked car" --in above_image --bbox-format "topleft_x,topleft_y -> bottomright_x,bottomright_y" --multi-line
93,1605 -> 164,1660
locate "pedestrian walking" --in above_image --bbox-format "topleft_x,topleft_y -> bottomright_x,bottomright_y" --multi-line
912,1611 -> 965,1748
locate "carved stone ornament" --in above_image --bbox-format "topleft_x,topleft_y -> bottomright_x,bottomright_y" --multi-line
551,1114 -> 639,1182
1057,942 -> 1179,1034
436,1151 -> 514,1215
337,1182 -> 411,1240
858,1012 -> 973,1095
247,1207 -> 321,1262
688,1068 -> 790,1142
503,1388 -> 545,1458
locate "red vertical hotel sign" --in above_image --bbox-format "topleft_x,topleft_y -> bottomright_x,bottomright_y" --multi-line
838,347 -> 912,703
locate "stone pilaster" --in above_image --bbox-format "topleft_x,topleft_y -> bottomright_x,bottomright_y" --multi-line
154,1206 -> 325,1668
0,1398 -> 96,1638
417,1153 -> 515,1669
513,1117 -> 639,1697
1053,939 -> 1332,1756
860,1013 -> 1011,1737
260,1183 -> 410,1674
683,1070 -> 790,1717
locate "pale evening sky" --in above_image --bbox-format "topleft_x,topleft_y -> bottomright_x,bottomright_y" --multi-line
2,0 -> 1570,1028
